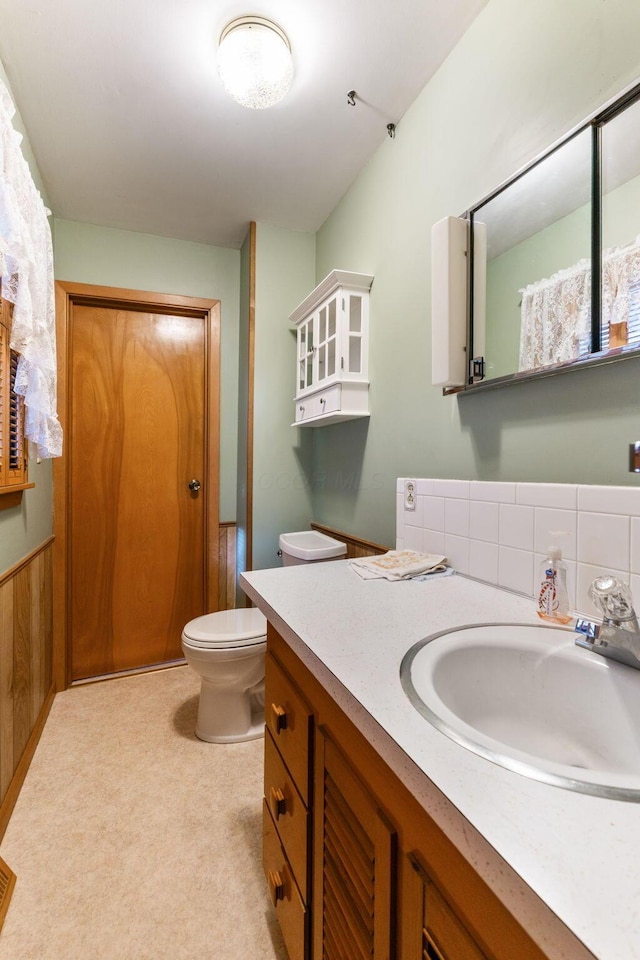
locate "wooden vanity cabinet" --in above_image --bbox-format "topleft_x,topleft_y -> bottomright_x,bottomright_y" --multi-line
403,853 -> 488,960
263,624 -> 590,960
313,729 -> 395,960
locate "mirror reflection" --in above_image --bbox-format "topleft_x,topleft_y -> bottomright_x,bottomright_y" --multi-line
464,79 -> 640,391
601,96 -> 640,353
473,129 -> 592,381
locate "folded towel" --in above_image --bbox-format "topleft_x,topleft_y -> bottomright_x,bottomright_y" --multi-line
349,550 -> 447,581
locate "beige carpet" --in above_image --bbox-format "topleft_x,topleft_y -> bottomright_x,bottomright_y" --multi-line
0,666 -> 288,960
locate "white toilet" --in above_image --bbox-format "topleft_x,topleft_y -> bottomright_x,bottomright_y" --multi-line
279,529 -> 347,565
181,608 -> 267,743
182,529 -> 345,743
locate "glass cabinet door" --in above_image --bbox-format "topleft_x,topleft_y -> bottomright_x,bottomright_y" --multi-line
316,296 -> 338,383
297,316 -> 315,392
346,294 -> 363,375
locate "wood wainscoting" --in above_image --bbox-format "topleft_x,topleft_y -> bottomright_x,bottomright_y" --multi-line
0,537 -> 55,841
310,522 -> 390,559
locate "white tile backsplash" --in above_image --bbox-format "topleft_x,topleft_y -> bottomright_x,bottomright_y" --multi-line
432,479 -> 470,499
498,546 -> 534,595
444,533 -> 470,574
397,478 -> 640,615
631,518 -> 640,574
499,503 -> 534,551
416,479 -> 434,496
516,483 -> 578,510
469,540 -> 499,584
469,500 -> 500,543
469,480 -> 516,503
402,524 -> 424,552
577,512 -> 629,570
423,496 -> 445,532
577,485 -> 640,516
534,508 -> 577,560
444,498 -> 470,538
423,529 -> 445,555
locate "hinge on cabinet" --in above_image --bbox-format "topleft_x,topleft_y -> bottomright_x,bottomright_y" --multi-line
341,357 -> 344,369
469,356 -> 485,382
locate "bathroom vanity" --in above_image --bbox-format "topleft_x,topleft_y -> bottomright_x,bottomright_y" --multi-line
241,560 -> 640,960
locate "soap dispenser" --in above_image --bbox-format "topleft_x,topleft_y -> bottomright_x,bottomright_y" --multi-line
537,534 -> 571,624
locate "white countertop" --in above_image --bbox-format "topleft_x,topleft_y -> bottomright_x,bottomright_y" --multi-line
241,560 -> 640,960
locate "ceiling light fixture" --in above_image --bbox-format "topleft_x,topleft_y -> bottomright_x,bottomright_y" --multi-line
217,16 -> 293,110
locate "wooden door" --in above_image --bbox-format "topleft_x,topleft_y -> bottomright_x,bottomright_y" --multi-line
69,302 -> 208,681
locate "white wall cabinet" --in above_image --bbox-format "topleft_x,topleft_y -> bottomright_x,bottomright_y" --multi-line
289,270 -> 373,427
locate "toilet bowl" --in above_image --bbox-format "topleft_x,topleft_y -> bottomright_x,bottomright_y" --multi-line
181,608 -> 267,743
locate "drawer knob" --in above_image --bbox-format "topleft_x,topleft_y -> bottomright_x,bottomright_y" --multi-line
268,869 -> 284,907
270,786 -> 287,819
271,703 -> 288,733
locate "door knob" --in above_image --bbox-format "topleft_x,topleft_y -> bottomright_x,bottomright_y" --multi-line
188,479 -> 201,492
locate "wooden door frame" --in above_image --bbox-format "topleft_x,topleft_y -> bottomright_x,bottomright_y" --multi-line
53,281 -> 220,691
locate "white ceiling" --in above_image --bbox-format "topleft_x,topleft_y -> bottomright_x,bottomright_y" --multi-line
0,0 -> 487,249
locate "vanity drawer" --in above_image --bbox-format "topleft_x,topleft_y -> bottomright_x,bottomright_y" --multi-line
264,730 -> 309,901
263,800 -> 308,960
265,652 -> 313,804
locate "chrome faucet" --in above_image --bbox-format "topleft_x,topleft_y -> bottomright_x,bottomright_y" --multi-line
575,576 -> 640,670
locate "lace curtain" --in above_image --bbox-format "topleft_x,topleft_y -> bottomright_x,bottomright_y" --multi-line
0,79 -> 62,458
519,259 -> 591,371
519,236 -> 640,372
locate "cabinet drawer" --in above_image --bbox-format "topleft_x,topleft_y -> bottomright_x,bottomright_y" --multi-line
265,653 -> 312,804
264,730 -> 309,902
295,384 -> 341,423
263,801 -> 308,960
314,383 -> 341,416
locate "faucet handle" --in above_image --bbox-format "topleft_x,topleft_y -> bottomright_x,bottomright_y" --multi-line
588,576 -> 635,622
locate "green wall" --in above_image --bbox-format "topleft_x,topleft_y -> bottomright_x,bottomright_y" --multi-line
53,219 -> 240,521
0,62 -> 54,576
313,0 -> 640,548
250,223 -> 316,570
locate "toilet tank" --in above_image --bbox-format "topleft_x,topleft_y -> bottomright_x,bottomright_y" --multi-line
279,530 -> 347,566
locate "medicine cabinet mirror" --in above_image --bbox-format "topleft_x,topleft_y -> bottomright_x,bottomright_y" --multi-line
457,79 -> 640,393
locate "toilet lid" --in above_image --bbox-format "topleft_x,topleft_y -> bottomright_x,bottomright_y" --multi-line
182,608 -> 267,648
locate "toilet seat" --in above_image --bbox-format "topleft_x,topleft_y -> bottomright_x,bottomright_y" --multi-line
182,608 -> 267,649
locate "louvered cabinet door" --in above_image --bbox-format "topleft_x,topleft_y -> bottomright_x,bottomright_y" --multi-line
403,854 -> 488,960
314,729 -> 396,960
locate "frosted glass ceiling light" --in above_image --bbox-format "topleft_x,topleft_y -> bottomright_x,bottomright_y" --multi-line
217,17 -> 293,110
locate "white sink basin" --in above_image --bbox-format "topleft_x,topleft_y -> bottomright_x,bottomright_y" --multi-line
400,622 -> 640,800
